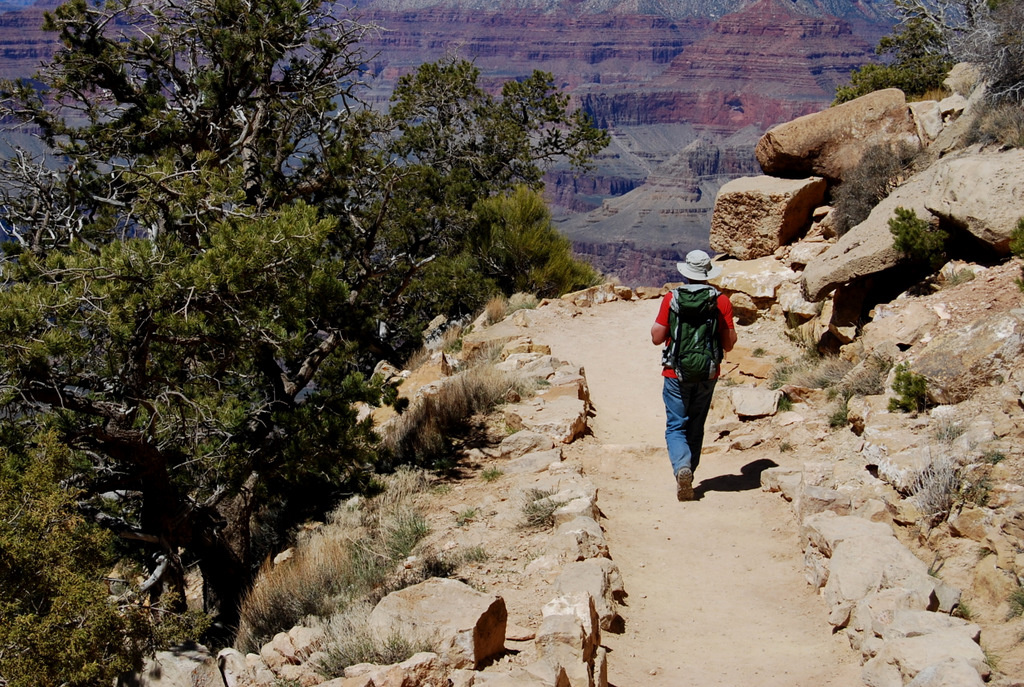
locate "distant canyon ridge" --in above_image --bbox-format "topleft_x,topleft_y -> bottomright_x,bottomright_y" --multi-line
0,0 -> 890,284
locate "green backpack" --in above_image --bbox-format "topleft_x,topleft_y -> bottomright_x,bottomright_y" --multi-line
662,285 -> 723,382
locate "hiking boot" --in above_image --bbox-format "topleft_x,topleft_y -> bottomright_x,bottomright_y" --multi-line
676,467 -> 694,501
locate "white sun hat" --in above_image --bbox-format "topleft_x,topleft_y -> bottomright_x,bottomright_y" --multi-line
676,250 -> 722,281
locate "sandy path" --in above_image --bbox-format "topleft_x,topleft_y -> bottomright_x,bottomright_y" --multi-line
529,299 -> 861,686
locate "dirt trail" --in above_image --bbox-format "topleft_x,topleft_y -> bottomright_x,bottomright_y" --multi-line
527,298 -> 862,686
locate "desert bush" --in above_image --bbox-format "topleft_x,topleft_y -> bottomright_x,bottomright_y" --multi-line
485,296 -> 508,325
889,363 -> 930,413
832,143 -> 918,236
236,535 -> 354,653
316,603 -> 435,677
508,292 -> 541,312
1010,217 -> 1024,292
481,467 -> 504,482
837,354 -> 893,398
777,354 -> 854,391
933,418 -> 966,443
982,449 -> 1007,465
382,363 -> 535,467
890,207 -> 949,269
1008,586 -> 1024,619
910,453 -> 959,524
966,101 -> 1024,149
828,398 -> 851,428
520,488 -> 565,529
237,470 -> 432,653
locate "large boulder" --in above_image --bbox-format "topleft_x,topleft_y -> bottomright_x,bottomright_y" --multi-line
709,175 -> 827,260
861,630 -> 989,687
923,148 -> 1024,253
709,255 -> 799,306
755,89 -> 921,182
803,147 -> 1024,301
801,171 -> 933,301
129,644 -> 225,687
911,309 -> 1024,404
368,578 -> 507,669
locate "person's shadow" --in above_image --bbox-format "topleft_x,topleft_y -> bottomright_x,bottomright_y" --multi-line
694,458 -> 778,500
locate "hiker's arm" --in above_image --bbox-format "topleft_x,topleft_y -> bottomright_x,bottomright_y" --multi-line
651,322 -> 669,345
722,327 -> 737,353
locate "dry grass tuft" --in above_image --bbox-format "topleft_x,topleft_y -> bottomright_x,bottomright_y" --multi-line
382,363 -> 534,467
772,353 -> 853,391
910,453 -> 959,525
236,469 -> 433,653
519,487 -> 565,530
485,295 -> 508,325
315,602 -> 435,678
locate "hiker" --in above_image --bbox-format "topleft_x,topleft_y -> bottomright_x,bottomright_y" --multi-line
651,250 -> 737,501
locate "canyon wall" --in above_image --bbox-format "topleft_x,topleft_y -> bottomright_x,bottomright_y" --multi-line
0,0 -> 889,283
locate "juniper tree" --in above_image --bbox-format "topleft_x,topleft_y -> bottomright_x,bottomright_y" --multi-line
0,0 -> 607,646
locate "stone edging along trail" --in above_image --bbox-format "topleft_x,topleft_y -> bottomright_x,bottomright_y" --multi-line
518,293 -> 865,687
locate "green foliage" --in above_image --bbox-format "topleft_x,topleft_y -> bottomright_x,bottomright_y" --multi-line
835,19 -> 952,103
0,433 -> 206,686
0,0 -> 607,632
470,185 -> 600,298
982,449 -> 1007,465
889,206 -> 949,269
1008,586 -> 1024,618
481,467 -> 504,482
828,399 -> 850,428
1011,217 -> 1024,292
889,363 -> 930,413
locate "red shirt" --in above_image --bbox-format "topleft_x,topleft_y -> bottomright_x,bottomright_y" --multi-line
656,290 -> 735,379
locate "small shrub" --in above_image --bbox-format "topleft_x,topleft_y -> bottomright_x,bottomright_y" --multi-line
828,399 -> 850,429
420,551 -> 459,579
789,355 -> 853,390
236,535 -> 353,652
481,467 -> 504,482
455,508 -> 478,526
910,453 -> 959,524
889,363 -> 929,413
779,441 -> 793,453
507,292 -> 540,312
838,354 -> 892,398
982,449 -> 1007,465
461,545 -> 489,563
945,268 -> 976,287
932,419 -> 965,444
382,363 -> 535,467
1009,587 -> 1024,619
238,470 -> 433,653
961,477 -> 991,508
832,143 -> 917,235
318,604 -> 435,677
889,206 -> 949,270
966,101 -> 1024,149
484,296 -> 508,325
752,347 -> 766,357
777,395 -> 793,413
520,488 -> 564,529
953,600 -> 974,621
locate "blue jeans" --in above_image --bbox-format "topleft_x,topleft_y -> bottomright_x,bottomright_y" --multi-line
663,376 -> 717,476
